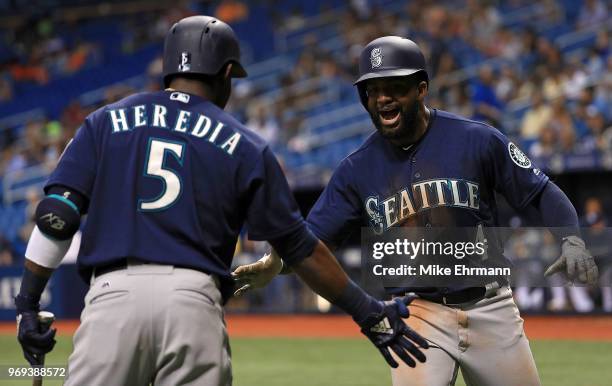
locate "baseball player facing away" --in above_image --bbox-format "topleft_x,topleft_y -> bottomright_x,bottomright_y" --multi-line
232,36 -> 599,386
14,20 -> 431,386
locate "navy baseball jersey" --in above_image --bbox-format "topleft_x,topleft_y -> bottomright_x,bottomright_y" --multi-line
46,90 -> 305,298
307,109 -> 549,289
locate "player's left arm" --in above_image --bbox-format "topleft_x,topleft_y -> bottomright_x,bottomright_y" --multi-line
16,115 -> 97,366
483,127 -> 597,285
15,185 -> 87,365
526,181 -> 598,285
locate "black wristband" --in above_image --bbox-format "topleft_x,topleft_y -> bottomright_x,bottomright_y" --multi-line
333,280 -> 381,323
17,268 -> 50,304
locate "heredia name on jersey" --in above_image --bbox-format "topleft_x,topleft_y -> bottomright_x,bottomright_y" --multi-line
366,178 -> 480,233
107,104 -> 242,156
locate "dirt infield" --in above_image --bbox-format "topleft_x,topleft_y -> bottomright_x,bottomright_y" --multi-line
1,315 -> 611,340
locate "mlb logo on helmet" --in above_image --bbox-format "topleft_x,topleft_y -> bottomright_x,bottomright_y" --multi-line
178,51 -> 191,72
370,47 -> 383,68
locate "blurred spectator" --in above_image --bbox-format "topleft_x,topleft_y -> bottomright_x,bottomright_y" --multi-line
282,6 -> 307,31
563,59 -> 589,100
18,188 -> 41,251
0,235 -> 15,266
542,66 -> 568,101
519,27 -> 539,71
467,0 -> 500,48
215,0 -> 249,24
520,90 -> 551,140
547,96 -> 575,135
540,0 -> 565,24
61,101 -> 89,134
559,125 -> 577,154
582,197 -> 607,228
246,103 -> 279,145
593,29 -> 610,58
581,197 -> 612,312
576,0 -> 608,29
349,0 -> 373,20
585,47 -> 606,80
445,83 -> 474,119
529,126 -> 557,159
292,50 -> 317,81
516,73 -> 540,101
471,66 -> 503,127
583,107 -> 609,152
495,27 -> 522,61
494,65 -> 518,103
9,57 -> 49,84
65,42 -> 95,73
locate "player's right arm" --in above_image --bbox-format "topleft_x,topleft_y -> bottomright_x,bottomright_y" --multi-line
239,149 -> 427,368
233,157 -> 356,291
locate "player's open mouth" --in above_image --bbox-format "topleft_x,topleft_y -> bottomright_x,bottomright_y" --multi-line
378,107 -> 401,126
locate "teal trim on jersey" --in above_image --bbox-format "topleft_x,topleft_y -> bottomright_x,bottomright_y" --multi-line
47,194 -> 79,213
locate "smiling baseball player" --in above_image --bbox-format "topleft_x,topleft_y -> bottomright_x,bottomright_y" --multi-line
233,36 -> 598,386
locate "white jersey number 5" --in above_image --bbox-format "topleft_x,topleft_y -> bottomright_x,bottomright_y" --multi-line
138,138 -> 185,211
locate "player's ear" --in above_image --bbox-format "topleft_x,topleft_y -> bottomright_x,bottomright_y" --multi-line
417,81 -> 428,100
214,63 -> 233,109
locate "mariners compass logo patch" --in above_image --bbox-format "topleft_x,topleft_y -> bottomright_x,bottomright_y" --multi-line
508,142 -> 532,168
370,47 -> 383,68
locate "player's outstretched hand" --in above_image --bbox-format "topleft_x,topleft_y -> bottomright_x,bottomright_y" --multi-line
544,235 -> 598,286
232,252 -> 283,296
356,295 -> 428,368
16,308 -> 56,366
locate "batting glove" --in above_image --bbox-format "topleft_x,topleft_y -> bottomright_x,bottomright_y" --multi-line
544,235 -> 599,286
356,295 -> 428,368
232,252 -> 283,297
15,295 -> 56,366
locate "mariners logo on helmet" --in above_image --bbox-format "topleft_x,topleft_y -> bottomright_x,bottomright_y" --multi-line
178,52 -> 191,72
370,47 -> 383,68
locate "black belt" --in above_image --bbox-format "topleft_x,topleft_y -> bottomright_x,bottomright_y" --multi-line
93,258 -> 207,279
93,259 -> 141,278
413,281 -> 503,306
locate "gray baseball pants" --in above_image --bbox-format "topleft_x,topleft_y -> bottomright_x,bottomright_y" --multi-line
64,263 -> 231,386
392,287 -> 541,386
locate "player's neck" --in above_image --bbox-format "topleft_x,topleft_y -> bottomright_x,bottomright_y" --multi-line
167,79 -> 215,102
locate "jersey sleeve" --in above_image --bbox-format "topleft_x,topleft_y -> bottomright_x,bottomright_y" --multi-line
306,159 -> 362,246
244,147 -> 305,240
483,128 -> 549,210
45,115 -> 98,198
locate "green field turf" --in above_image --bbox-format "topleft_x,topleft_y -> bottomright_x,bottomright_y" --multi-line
0,336 -> 610,385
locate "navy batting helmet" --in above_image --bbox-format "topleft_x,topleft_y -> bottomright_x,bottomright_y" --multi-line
354,36 -> 428,107
162,15 -> 247,86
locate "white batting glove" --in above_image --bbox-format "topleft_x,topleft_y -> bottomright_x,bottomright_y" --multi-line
231,251 -> 283,296
544,236 -> 599,286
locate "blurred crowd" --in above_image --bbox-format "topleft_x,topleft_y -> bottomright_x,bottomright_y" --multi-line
245,0 -> 611,160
